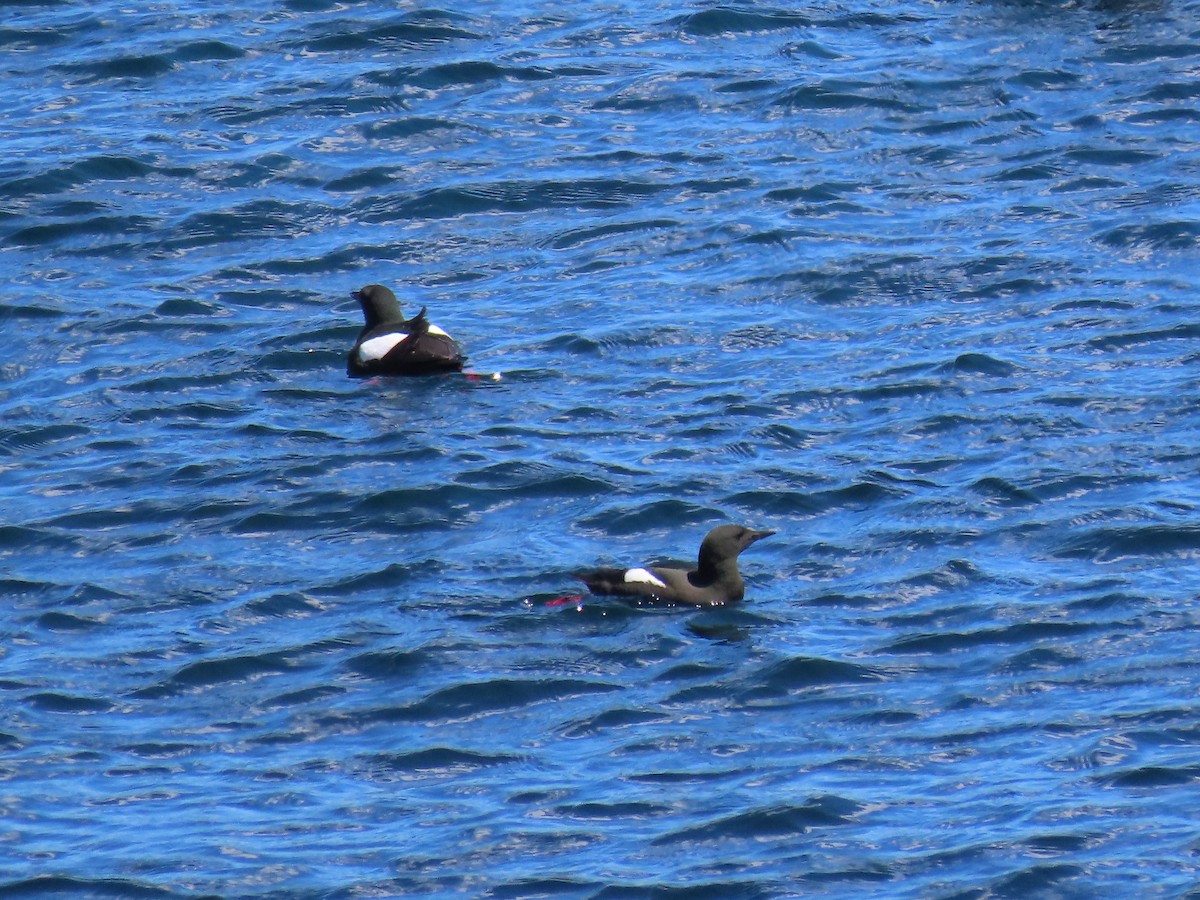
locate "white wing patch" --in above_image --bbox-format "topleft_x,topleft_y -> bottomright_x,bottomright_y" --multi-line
624,568 -> 667,588
357,324 -> 452,362
357,332 -> 407,362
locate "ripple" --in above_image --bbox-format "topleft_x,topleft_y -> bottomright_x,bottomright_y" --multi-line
1,154 -> 159,199
9,214 -> 159,249
4,0 -> 1200,893
25,692 -> 114,714
737,655 -> 888,703
407,678 -> 619,723
1087,322 -> 1200,350
1100,211 -> 1200,246
0,423 -> 88,454
316,559 -> 431,599
773,79 -> 920,113
971,476 -> 1040,507
35,611 -> 102,633
351,179 -> 670,223
545,218 -> 679,251
132,650 -> 307,699
578,500 -> 721,535
342,647 -> 427,681
171,39 -> 245,63
1096,765 -> 1200,788
944,352 -> 1019,376
881,621 -> 1099,655
292,13 -> 481,53
54,52 -> 176,84
559,707 -> 674,739
357,747 -> 523,782
163,199 -> 329,250
319,678 -> 620,731
1057,524 -> 1200,563
653,795 -> 865,845
0,24 -> 75,53
675,8 -> 811,36
406,60 -> 553,90
0,876 -> 188,899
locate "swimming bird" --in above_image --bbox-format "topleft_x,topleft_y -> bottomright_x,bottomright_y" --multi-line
346,284 -> 465,377
576,524 -> 774,607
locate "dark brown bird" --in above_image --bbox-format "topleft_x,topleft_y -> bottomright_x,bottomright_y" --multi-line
577,524 -> 774,607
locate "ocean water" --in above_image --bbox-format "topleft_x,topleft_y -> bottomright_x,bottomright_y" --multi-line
3,0 -> 1200,895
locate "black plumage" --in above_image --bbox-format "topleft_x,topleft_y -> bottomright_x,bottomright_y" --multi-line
577,524 -> 774,607
347,284 -> 465,377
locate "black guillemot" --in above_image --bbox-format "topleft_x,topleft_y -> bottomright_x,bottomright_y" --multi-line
347,284 -> 465,377
576,524 -> 774,607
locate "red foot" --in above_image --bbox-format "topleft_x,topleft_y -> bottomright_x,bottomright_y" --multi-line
546,594 -> 585,608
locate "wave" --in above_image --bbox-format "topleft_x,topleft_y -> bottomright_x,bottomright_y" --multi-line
291,12 -> 480,54
4,0 -> 1200,894
1057,524 -> 1200,563
652,794 -> 865,844
0,876 -> 191,899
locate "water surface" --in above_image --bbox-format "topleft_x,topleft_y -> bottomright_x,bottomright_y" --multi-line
3,0 -> 1200,896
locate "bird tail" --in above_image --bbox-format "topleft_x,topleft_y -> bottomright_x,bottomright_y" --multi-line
405,306 -> 430,334
575,568 -> 626,596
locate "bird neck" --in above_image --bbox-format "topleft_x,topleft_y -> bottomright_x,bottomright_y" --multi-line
697,548 -> 739,582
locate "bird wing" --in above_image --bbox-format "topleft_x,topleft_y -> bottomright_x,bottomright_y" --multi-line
381,331 -> 464,370
576,566 -> 689,602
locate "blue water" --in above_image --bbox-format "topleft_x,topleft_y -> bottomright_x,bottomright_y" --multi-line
3,0 -> 1200,896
